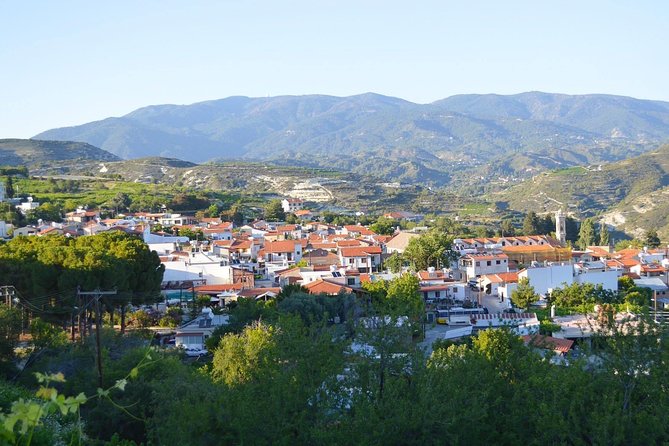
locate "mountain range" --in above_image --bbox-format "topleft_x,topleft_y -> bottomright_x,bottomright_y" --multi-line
34,92 -> 669,186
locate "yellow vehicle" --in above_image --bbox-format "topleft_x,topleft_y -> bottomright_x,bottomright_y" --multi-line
436,310 -> 450,325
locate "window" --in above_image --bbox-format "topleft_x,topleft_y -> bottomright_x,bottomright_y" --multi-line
435,291 -> 441,298
476,262 -> 480,267
349,258 -> 354,264
487,261 -> 491,266
347,278 -> 355,285
361,258 -> 367,264
496,260 -> 500,265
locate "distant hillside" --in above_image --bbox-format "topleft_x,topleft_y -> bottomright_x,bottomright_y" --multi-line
0,139 -> 120,167
493,145 -> 669,239
33,92 -> 669,186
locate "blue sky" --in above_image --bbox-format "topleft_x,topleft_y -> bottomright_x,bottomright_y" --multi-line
1,0 -> 667,137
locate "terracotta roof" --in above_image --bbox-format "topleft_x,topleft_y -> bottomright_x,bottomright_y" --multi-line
466,254 -> 509,260
501,245 -> 562,253
277,225 -> 298,232
417,270 -> 448,280
337,240 -> 363,247
522,334 -> 574,354
263,240 -> 300,253
339,246 -> 383,257
304,278 -> 353,295
420,285 -> 450,291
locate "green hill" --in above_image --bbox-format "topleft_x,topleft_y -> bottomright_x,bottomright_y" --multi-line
493,145 -> 669,238
0,139 -> 120,166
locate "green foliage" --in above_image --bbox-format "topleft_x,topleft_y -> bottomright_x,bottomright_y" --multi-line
0,232 -> 163,328
644,229 -> 661,248
29,318 -> 68,350
522,211 -> 539,235
211,321 -> 279,386
578,217 -> 599,249
384,252 -> 404,273
511,277 -> 538,309
25,202 -> 63,224
402,229 -> 456,271
0,305 -> 21,371
550,282 -> 619,311
600,222 -> 610,245
264,199 -> 285,221
369,217 -> 396,236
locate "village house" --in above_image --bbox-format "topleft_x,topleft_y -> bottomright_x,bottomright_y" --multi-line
460,253 -> 509,281
212,238 -> 257,264
338,246 -> 383,273
65,208 -> 99,224
385,231 -> 420,254
281,198 -> 304,213
259,239 -> 303,264
202,222 -> 233,240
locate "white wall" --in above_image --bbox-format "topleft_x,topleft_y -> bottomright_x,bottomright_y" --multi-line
162,252 -> 234,285
575,270 -> 619,292
520,264 -> 573,296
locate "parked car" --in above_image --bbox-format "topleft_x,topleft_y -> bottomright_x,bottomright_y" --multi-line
183,347 -> 208,357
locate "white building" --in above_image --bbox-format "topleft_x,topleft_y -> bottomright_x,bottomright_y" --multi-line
460,254 -> 509,280
162,251 -> 240,285
519,264 -> 573,297
281,198 -> 304,213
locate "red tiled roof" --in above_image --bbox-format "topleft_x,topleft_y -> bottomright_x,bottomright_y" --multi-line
466,254 -> 509,260
339,246 -> 382,257
522,334 -> 574,354
263,240 -> 300,253
304,279 -> 353,295
337,240 -> 363,247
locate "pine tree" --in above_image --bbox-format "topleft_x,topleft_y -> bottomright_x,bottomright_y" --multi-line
599,222 -> 610,246
577,218 -> 598,249
644,229 -> 661,249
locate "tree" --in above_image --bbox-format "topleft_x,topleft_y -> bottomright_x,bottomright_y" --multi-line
511,278 -> 538,309
4,176 -> 14,199
600,222 -> 610,246
402,230 -> 456,271
206,203 -> 220,218
370,217 -> 396,236
522,211 -> 540,235
109,192 -> 132,214
644,229 -> 661,249
577,218 -> 598,249
385,273 -> 424,326
264,199 -> 285,221
384,252 -> 404,273
0,304 -> 21,370
500,218 -> 516,236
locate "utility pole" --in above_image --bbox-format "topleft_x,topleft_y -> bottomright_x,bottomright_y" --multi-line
78,288 -> 117,388
1,285 -> 16,308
